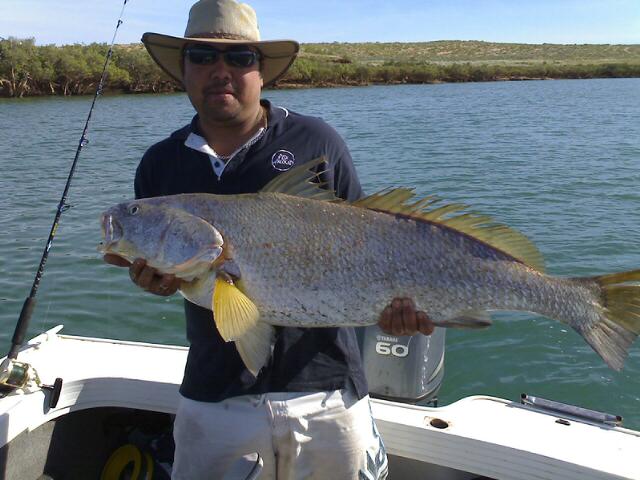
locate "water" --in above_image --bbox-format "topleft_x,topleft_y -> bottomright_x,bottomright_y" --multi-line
1,79 -> 639,428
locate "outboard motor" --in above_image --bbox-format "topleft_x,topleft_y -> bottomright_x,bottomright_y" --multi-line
357,326 -> 445,405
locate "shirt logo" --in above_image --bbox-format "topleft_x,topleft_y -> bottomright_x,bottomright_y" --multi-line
271,150 -> 296,171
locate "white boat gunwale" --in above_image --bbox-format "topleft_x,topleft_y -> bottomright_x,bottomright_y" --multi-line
1,327 -> 639,480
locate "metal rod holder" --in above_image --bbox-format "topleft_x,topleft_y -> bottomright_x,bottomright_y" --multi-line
521,393 -> 622,426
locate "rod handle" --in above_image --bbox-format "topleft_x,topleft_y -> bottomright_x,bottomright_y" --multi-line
8,297 -> 37,359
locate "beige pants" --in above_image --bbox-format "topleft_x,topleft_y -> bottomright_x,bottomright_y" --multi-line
172,390 -> 388,480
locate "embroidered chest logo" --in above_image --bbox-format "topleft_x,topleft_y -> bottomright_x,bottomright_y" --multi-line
271,150 -> 296,171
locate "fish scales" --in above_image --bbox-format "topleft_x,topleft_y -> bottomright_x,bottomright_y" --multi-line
156,193 -> 600,330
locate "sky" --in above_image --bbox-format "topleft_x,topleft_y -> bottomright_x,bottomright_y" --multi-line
1,0 -> 639,46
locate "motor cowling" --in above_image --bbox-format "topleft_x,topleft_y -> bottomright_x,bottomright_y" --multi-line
356,325 -> 445,404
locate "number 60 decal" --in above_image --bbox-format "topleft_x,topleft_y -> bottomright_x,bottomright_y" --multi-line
375,342 -> 409,357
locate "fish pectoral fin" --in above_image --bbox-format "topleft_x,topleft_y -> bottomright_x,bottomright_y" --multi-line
212,276 -> 273,376
213,277 -> 259,342
435,310 -> 493,329
234,322 -> 275,377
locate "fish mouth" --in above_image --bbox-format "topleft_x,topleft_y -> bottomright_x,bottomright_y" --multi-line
98,213 -> 123,253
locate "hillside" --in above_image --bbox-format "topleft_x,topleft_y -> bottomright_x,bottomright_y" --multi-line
300,41 -> 640,65
1,38 -> 639,97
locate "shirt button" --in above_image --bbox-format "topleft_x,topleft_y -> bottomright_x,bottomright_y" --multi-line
214,161 -> 221,168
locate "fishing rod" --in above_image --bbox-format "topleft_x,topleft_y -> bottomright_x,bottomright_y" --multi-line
0,0 -> 130,404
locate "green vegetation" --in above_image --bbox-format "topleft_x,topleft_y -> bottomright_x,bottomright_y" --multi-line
1,38 -> 639,97
0,38 -> 174,97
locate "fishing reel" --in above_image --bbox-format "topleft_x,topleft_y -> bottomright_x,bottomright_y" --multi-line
0,358 -> 63,409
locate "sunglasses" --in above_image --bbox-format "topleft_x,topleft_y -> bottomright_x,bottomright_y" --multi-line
183,45 -> 261,68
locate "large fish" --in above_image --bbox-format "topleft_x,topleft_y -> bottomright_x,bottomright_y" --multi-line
99,158 -> 640,375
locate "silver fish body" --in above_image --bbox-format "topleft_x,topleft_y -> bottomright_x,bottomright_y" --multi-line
100,162 -> 640,374
168,193 -> 592,329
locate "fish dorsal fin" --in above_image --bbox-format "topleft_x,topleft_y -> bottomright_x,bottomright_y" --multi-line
353,188 -> 545,271
260,156 -> 340,202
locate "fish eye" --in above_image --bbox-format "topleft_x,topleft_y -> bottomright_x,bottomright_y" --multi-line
128,205 -> 139,215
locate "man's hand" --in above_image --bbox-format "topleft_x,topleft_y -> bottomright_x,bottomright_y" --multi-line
103,254 -> 181,297
378,297 -> 434,336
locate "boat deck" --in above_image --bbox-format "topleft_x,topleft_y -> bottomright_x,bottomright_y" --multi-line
1,328 -> 638,479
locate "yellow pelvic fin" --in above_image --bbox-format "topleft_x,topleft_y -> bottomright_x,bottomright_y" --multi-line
259,156 -> 340,202
213,277 -> 260,342
352,188 -> 544,271
234,321 -> 275,377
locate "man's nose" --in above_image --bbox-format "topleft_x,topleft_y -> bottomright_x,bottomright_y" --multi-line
207,57 -> 232,80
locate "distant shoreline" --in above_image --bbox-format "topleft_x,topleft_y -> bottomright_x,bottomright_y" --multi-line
272,75 -> 577,89
2,38 -> 639,98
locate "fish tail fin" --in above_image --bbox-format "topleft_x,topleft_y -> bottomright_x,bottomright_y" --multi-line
576,269 -> 640,370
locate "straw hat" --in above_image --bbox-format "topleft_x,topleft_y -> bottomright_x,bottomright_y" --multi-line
142,0 -> 299,86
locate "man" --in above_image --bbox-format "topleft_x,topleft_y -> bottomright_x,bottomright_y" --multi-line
104,0 -> 433,478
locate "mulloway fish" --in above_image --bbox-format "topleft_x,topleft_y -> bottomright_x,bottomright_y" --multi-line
99,158 -> 640,376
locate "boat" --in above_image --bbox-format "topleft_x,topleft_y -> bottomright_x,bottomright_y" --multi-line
1,324 -> 638,479
2,11 -> 638,479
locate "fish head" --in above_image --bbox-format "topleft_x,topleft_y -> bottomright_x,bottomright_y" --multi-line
99,199 -> 224,280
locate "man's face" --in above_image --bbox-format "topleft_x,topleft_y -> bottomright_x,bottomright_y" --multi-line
182,44 -> 263,126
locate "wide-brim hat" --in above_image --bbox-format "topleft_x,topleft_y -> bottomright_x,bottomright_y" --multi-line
142,0 -> 299,86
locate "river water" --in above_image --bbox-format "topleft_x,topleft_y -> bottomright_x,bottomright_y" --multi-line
1,79 -> 639,427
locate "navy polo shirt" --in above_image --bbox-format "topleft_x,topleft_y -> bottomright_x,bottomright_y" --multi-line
135,99 -> 369,402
